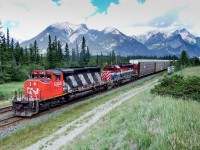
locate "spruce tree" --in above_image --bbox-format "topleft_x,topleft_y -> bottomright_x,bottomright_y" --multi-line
71,48 -> 76,64
180,50 -> 189,66
100,52 -> 103,67
29,43 -> 34,65
111,50 -> 116,64
0,21 -> 3,83
46,35 -> 55,68
10,38 -> 16,66
65,43 -> 70,66
86,46 -> 91,65
76,40 -> 79,64
33,40 -> 40,65
80,36 -> 86,66
57,40 -> 63,67
96,54 -> 99,65
6,28 -> 10,49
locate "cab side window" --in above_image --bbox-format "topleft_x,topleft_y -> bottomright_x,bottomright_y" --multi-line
46,74 -> 51,80
56,75 -> 60,81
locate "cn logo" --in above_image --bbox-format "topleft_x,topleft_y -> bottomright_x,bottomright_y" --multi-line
27,87 -> 39,96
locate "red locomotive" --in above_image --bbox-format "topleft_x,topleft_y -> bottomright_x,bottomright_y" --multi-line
12,60 -> 171,116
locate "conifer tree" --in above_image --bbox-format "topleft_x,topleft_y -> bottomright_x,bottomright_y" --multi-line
0,21 -> 3,83
80,36 -> 86,66
65,43 -> 70,66
57,40 -> 64,67
46,35 -> 55,68
111,50 -> 116,64
180,50 -> 189,66
96,54 -> 99,65
72,48 -> 76,63
86,46 -> 91,65
52,36 -> 58,67
33,40 -> 40,64
76,40 -> 79,64
6,28 -> 10,49
29,43 -> 34,65
10,38 -> 16,65
24,47 -> 29,65
100,52 -> 103,67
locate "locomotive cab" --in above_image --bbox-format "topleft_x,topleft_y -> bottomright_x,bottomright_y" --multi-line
24,70 -> 63,101
101,65 -> 121,82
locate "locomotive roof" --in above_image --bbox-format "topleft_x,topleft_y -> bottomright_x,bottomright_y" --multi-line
59,66 -> 100,74
47,69 -> 62,75
129,59 -> 170,64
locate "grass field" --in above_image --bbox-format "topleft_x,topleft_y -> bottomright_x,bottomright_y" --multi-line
67,91 -> 200,150
0,82 -> 24,107
0,82 -> 24,100
175,66 -> 200,77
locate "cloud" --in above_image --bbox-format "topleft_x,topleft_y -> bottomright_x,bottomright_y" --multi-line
51,0 -> 62,6
137,0 -> 146,4
90,0 -> 119,14
3,20 -> 20,29
15,2 -> 30,11
146,7 -> 185,28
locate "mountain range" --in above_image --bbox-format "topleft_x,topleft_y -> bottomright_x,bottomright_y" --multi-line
20,22 -> 200,57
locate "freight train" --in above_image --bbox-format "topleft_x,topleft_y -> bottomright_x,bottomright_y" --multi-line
12,59 -> 171,116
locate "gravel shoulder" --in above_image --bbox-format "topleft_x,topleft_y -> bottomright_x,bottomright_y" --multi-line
25,78 -> 159,150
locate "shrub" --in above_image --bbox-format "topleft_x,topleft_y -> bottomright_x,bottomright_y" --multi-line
151,75 -> 200,101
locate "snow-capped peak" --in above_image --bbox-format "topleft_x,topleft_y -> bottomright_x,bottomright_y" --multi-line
173,28 -> 196,44
103,26 -> 120,34
75,24 -> 89,32
51,21 -> 77,31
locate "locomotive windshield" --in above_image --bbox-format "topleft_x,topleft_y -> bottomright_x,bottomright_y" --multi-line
30,70 -> 52,80
30,74 -> 51,79
103,68 -> 114,71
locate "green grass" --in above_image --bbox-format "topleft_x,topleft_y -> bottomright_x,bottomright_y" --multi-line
175,66 -> 200,77
66,91 -> 200,150
0,76 -> 157,150
0,82 -> 24,100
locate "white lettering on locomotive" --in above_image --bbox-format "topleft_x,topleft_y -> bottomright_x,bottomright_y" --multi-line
54,82 -> 62,87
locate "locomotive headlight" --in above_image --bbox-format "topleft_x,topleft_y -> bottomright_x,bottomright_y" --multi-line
30,82 -> 32,86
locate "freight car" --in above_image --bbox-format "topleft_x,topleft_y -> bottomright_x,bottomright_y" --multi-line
129,59 -> 171,77
12,59 -> 171,117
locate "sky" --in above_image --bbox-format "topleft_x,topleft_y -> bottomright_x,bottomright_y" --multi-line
0,0 -> 200,41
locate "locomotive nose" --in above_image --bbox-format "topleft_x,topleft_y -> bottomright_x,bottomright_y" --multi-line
24,80 -> 40,100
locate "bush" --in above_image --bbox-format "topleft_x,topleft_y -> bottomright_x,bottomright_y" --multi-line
151,75 -> 200,101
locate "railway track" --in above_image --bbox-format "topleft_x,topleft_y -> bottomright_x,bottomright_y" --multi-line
0,116 -> 23,128
0,106 -> 12,115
